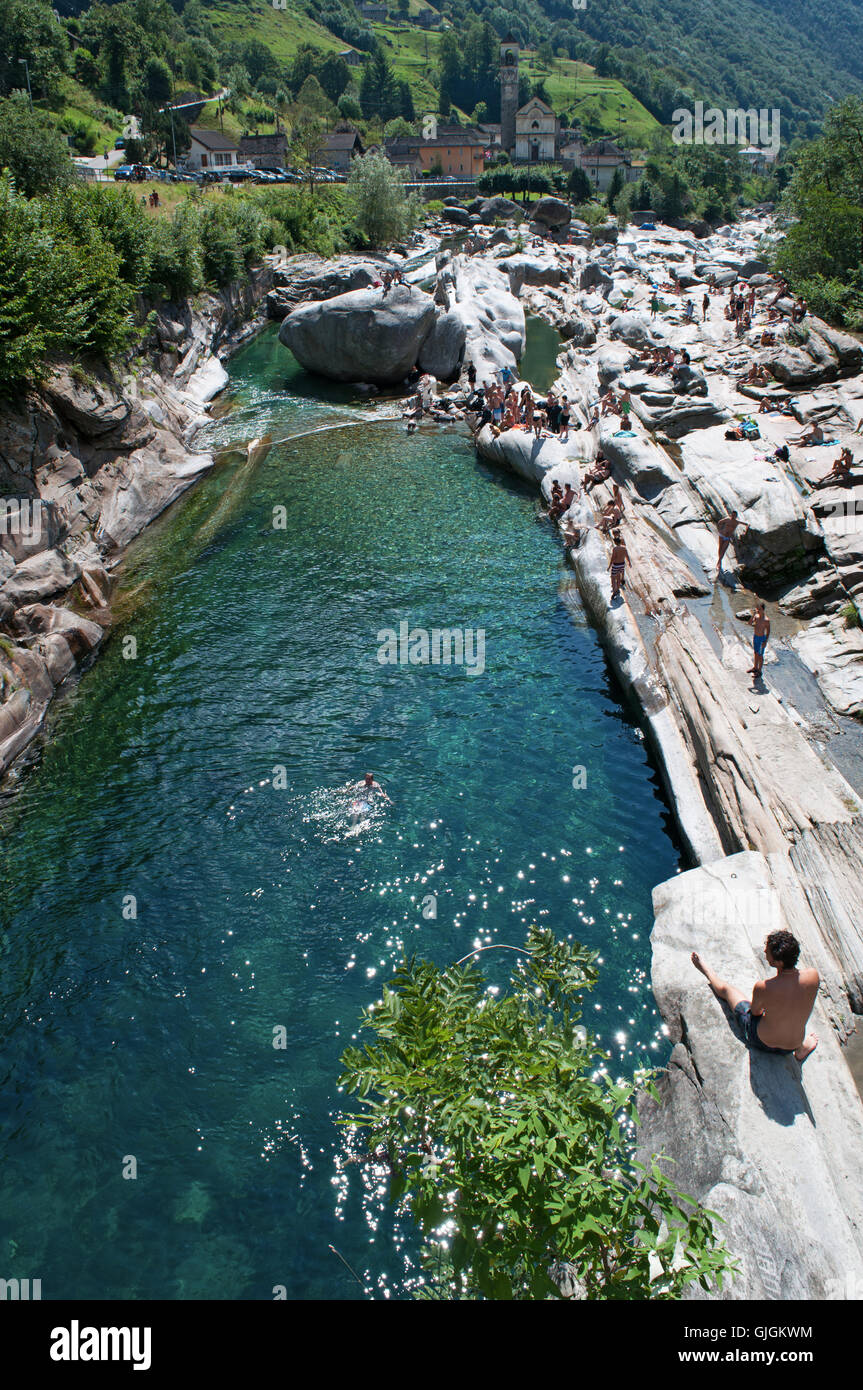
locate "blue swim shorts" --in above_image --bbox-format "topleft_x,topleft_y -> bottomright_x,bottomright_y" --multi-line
734,1001 -> 794,1055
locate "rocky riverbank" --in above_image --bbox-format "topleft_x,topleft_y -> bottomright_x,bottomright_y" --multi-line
452,205 -> 863,1298
267,204 -> 863,1295
0,243 -> 426,780
6,199 -> 862,1298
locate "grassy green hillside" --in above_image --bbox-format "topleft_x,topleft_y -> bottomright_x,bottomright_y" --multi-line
206,0 -> 346,63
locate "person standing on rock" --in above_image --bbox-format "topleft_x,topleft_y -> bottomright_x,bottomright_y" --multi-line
608,529 -> 629,600
750,602 -> 770,677
702,292 -> 710,322
650,292 -> 660,319
691,932 -> 819,1062
716,510 -> 750,574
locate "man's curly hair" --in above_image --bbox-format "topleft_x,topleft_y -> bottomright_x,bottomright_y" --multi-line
766,930 -> 800,968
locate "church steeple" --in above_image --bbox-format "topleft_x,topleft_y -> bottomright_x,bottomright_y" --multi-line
500,37 -> 520,156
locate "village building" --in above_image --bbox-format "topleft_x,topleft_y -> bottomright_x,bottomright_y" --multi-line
321,129 -> 365,173
577,138 -> 638,193
384,126 -> 486,178
186,127 -> 239,172
514,96 -> 558,163
238,132 -> 288,170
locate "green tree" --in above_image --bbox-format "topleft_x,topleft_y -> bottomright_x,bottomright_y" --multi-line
347,149 -> 419,247
360,47 -> 397,122
568,165 -> 592,202
606,165 -> 626,212
0,0 -> 69,103
340,928 -> 733,1300
290,114 -> 327,193
0,95 -> 73,196
140,56 -> 172,107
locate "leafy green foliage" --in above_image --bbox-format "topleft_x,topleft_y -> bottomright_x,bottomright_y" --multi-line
0,172 -> 134,389
339,927 -> 734,1300
347,150 -> 420,247
476,162 -> 553,202
0,95 -> 75,197
774,98 -> 863,326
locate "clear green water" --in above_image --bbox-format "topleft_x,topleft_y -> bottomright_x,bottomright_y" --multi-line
0,325 -> 680,1300
520,315 -> 564,394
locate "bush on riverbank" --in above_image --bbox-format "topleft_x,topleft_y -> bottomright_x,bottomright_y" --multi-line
340,926 -> 733,1300
772,99 -> 863,329
0,178 -> 357,391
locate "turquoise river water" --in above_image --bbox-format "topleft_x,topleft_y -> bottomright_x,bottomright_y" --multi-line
0,324 -> 681,1299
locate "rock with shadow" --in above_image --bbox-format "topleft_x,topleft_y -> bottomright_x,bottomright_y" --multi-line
639,851 -> 863,1298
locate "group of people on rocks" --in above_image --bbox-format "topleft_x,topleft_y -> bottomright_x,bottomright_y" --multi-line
464,376 -> 573,441
380,267 -> 407,296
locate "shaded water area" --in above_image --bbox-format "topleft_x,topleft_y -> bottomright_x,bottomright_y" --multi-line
0,325 -> 680,1299
520,314 -> 564,394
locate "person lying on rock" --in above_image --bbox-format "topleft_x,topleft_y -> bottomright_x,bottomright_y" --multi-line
814,447 -> 854,488
716,509 -> 750,572
608,529 -> 630,599
583,456 -> 611,492
691,930 -> 819,1062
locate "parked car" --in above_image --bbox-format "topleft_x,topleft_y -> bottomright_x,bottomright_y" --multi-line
114,165 -> 135,181
114,137 -> 126,150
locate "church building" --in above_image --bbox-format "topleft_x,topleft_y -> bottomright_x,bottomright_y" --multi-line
515,96 -> 558,162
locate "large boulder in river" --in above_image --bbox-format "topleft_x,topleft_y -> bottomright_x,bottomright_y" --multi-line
580,260 -> 614,296
497,255 -> 563,291
441,205 -> 472,228
279,285 -> 437,385
608,310 -> 660,349
532,196 -> 571,228
474,196 -> 521,224
418,309 -> 466,379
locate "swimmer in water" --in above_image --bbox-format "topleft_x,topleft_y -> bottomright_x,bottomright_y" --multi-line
351,772 -> 393,805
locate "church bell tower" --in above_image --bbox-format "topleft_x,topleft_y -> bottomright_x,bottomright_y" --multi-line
500,35 -> 520,157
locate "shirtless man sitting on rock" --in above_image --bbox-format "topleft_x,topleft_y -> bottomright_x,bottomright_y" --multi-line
692,930 -> 819,1062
